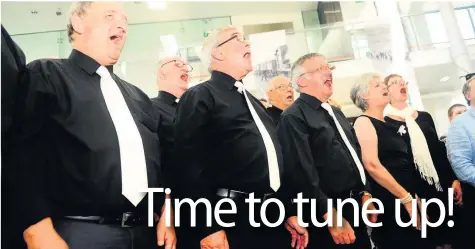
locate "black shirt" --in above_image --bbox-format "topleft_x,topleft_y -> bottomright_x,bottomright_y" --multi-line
277,93 -> 370,217
2,25 -> 26,148
14,49 -> 164,231
385,111 -> 456,191
267,106 -> 283,125
174,71 -> 284,238
151,91 -> 177,187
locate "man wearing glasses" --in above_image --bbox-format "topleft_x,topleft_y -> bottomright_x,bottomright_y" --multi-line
151,56 -> 191,249
174,26 -> 303,249
277,53 -> 373,249
152,56 -> 191,186
447,74 -> 475,248
266,75 -> 294,125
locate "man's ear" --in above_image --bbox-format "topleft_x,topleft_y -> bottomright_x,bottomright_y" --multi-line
71,13 -> 85,35
360,92 -> 369,102
158,67 -> 166,80
211,47 -> 224,62
296,77 -> 307,89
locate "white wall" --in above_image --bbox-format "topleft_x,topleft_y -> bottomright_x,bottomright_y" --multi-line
421,91 -> 463,136
231,12 -> 305,31
340,1 -> 378,22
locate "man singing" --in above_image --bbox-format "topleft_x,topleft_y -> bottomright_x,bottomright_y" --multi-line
277,53 -> 374,249
151,56 -> 191,249
151,56 -> 191,187
447,76 -> 475,248
14,2 -> 175,249
174,26 -> 305,249
265,75 -> 294,124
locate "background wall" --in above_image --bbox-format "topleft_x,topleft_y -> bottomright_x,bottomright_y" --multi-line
3,1 -> 475,136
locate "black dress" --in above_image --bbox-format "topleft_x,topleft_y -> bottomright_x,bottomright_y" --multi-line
385,112 -> 457,247
355,115 -> 431,249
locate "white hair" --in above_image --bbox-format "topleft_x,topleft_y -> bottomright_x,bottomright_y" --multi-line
350,72 -> 381,111
67,2 -> 92,42
200,26 -> 238,72
290,53 -> 324,92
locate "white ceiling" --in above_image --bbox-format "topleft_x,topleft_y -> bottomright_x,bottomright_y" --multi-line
1,1 -> 317,35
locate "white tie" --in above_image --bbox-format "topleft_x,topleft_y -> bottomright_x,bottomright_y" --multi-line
321,102 -> 366,184
235,82 -> 280,191
96,66 -> 148,206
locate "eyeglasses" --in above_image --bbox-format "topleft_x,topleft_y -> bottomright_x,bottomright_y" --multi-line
386,80 -> 409,88
299,64 -> 335,78
461,73 -> 475,81
270,84 -> 293,92
216,35 -> 247,47
161,60 -> 193,72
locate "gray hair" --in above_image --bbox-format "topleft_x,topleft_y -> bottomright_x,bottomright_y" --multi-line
67,2 -> 92,43
290,53 -> 324,92
462,78 -> 474,105
200,26 -> 236,71
350,73 -> 381,111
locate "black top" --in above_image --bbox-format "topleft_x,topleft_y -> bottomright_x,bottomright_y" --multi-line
277,93 -> 370,218
267,106 -> 283,125
13,49 -> 164,231
355,115 -> 422,201
1,25 -> 26,146
151,91 -> 177,188
174,71 -> 284,238
385,111 -> 456,191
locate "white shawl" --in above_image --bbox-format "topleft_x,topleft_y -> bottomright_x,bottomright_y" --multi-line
386,105 -> 442,191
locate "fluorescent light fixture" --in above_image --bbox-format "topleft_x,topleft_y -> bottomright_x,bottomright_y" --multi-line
440,76 -> 450,82
147,1 -> 167,9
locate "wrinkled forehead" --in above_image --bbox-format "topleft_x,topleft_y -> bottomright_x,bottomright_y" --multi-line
387,76 -> 403,84
301,56 -> 327,70
160,56 -> 185,67
454,106 -> 468,113
88,2 -> 127,19
270,76 -> 291,87
218,28 -> 242,42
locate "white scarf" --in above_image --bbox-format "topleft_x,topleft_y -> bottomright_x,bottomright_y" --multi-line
386,105 -> 442,191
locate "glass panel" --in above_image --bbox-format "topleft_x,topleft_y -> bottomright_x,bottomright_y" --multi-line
455,9 -> 475,39
117,17 -> 231,95
302,9 -> 320,28
11,31 -> 61,63
59,30 -> 73,58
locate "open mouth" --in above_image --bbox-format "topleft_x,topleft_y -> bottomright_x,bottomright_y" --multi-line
110,34 -> 123,43
180,73 -> 189,82
286,95 -> 293,101
383,92 -> 389,96
400,88 -> 407,94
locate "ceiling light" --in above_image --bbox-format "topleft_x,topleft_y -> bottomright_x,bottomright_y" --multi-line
440,76 -> 450,82
147,1 -> 167,9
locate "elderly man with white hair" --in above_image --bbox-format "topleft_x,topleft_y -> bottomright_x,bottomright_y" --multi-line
265,75 -> 294,124
277,53 -> 373,249
14,2 -> 174,249
151,56 -> 191,186
151,56 -> 191,249
173,26 -> 304,249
